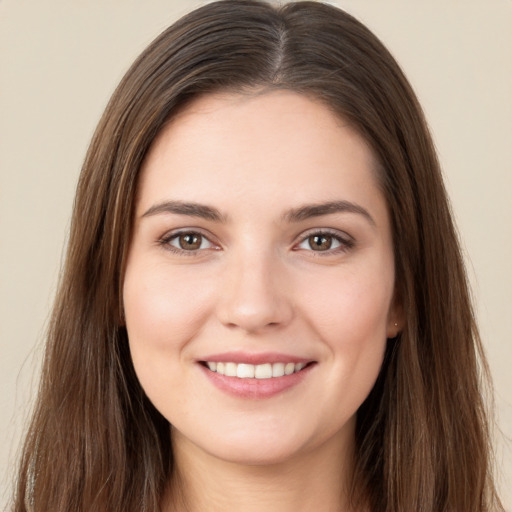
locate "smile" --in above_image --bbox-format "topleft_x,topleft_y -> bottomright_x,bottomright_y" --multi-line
205,361 -> 307,379
199,356 -> 316,398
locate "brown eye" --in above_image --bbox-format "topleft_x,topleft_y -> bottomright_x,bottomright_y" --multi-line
166,231 -> 214,252
308,234 -> 334,251
296,231 -> 348,253
178,233 -> 202,250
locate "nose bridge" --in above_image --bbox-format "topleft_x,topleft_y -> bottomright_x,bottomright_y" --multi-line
217,243 -> 293,332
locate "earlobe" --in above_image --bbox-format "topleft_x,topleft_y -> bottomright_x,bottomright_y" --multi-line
386,298 -> 404,339
387,321 -> 400,339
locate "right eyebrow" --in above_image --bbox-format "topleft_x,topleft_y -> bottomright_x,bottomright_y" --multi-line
141,200 -> 226,222
283,200 -> 376,227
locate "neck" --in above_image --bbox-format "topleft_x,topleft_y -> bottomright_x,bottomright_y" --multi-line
163,428 -> 359,512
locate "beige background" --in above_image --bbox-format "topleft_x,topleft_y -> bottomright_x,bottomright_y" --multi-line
1,0 -> 511,508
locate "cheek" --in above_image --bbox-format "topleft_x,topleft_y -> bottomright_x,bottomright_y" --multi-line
297,260 -> 393,391
123,262 -> 214,351
300,263 -> 394,342
122,262 -> 216,416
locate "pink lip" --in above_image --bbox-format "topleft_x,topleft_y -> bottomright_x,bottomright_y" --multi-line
199,351 -> 312,365
198,357 -> 316,399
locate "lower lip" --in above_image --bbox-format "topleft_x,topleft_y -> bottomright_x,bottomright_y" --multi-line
199,363 -> 315,399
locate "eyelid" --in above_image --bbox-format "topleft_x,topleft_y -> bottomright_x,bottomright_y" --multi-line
159,228 -> 221,254
293,228 -> 355,253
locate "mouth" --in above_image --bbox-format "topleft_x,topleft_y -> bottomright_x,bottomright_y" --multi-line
201,361 -> 312,379
198,356 -> 316,398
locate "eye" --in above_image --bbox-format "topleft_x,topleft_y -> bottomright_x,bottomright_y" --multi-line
163,231 -> 216,253
302,234 -> 339,251
295,230 -> 353,253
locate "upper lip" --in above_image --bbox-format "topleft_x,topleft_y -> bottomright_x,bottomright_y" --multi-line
199,351 -> 314,365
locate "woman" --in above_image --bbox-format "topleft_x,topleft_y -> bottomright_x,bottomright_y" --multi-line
12,1 -> 503,511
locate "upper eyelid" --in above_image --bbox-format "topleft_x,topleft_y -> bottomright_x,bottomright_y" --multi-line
295,227 -> 353,243
161,227 -> 216,242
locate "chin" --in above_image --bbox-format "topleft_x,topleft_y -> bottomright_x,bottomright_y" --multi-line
172,419 -> 313,467
207,439 -> 307,467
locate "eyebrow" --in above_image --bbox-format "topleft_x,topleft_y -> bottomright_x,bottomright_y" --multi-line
283,200 -> 376,226
142,200 -> 225,222
141,199 -> 375,226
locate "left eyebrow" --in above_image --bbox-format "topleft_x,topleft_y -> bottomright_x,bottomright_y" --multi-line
283,200 -> 376,227
141,200 -> 226,222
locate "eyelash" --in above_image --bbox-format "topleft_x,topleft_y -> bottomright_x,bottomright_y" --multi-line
159,230 -> 218,256
158,229 -> 354,256
294,229 -> 355,256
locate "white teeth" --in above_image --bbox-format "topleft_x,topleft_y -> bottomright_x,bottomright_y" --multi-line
295,362 -> 305,372
284,362 -> 295,375
254,363 -> 272,379
206,361 -> 308,378
236,363 -> 255,378
225,362 -> 237,377
272,362 -> 285,377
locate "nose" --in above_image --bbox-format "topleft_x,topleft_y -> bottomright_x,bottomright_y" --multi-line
216,251 -> 294,333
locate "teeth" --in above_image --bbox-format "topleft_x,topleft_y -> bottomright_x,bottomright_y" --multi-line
225,362 -> 237,377
206,361 -> 308,379
284,362 -> 295,375
272,362 -> 285,377
236,363 -> 255,378
254,363 -> 272,379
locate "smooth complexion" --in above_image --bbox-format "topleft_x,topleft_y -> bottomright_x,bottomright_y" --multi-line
123,91 -> 401,512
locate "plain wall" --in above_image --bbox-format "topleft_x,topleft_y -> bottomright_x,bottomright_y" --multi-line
1,0 -> 511,508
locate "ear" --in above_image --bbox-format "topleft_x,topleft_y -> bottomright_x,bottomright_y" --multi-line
386,290 -> 404,339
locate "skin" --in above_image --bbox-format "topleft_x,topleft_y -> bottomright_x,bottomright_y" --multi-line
123,90 -> 401,511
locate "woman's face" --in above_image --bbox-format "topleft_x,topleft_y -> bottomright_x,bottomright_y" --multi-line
123,91 -> 400,465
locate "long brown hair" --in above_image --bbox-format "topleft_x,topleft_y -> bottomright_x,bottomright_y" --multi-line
13,1 -> 502,511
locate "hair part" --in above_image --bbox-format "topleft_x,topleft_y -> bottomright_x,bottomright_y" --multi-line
13,1 -> 502,511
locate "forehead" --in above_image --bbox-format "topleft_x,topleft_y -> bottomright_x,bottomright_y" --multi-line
137,90 -> 384,219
